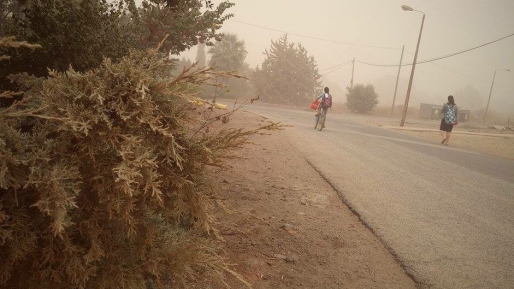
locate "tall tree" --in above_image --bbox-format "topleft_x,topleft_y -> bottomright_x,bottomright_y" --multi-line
196,42 -> 206,67
174,57 -> 193,72
252,34 -> 321,105
207,33 -> 249,98
135,0 -> 234,54
0,0 -> 136,82
0,0 -> 234,85
208,33 -> 247,71
346,83 -> 379,113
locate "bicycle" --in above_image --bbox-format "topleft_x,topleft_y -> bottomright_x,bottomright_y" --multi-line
314,107 -> 326,131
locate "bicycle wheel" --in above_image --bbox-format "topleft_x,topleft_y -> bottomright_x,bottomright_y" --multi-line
314,114 -> 320,129
317,112 -> 325,131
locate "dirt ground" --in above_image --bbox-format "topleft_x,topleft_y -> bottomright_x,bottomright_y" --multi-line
197,111 -> 416,288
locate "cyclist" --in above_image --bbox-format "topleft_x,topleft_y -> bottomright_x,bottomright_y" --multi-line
315,87 -> 332,128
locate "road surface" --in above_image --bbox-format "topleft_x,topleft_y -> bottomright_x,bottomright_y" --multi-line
244,104 -> 514,289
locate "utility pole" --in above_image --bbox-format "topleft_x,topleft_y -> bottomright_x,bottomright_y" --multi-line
400,11 -> 425,127
484,70 -> 497,126
391,45 -> 405,115
350,57 -> 355,88
483,69 -> 511,126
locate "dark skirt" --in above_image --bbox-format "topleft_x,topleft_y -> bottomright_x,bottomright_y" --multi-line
440,118 -> 453,132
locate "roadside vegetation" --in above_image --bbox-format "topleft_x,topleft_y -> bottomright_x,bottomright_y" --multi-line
208,33 -> 252,99
252,34 -> 321,105
345,84 -> 380,114
0,1 -> 277,288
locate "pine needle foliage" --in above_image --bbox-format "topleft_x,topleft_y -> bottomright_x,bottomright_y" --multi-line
0,40 -> 273,288
253,34 -> 321,105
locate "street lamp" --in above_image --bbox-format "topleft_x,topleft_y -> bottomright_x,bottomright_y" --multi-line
400,5 -> 425,127
483,68 -> 511,126
401,5 -> 414,11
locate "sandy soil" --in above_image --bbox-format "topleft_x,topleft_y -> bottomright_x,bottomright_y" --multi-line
196,111 -> 416,288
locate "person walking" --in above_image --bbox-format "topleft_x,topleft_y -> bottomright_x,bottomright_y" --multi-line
440,95 -> 459,145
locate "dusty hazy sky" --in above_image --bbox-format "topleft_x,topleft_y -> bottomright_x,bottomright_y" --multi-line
175,0 -> 514,114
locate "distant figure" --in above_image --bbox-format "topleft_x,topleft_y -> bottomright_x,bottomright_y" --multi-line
440,95 -> 459,145
315,87 -> 332,128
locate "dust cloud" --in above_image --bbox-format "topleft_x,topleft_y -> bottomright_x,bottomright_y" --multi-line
178,0 -> 514,117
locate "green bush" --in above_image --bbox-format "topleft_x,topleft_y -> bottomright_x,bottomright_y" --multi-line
345,84 -> 379,113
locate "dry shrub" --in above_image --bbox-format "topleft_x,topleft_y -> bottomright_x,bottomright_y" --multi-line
0,40 -> 274,288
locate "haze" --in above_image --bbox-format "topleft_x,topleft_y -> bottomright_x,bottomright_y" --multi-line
175,0 -> 514,116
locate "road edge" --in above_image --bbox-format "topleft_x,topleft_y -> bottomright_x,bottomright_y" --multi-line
304,158 -> 426,288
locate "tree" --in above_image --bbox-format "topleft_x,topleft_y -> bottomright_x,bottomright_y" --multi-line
346,84 -> 379,113
0,0 -> 234,87
208,33 -> 247,71
0,0 -> 137,81
135,0 -> 234,54
196,43 -> 207,67
207,33 -> 249,98
174,57 -> 193,72
252,34 -> 321,105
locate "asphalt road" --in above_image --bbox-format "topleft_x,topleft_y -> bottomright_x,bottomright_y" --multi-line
243,104 -> 514,289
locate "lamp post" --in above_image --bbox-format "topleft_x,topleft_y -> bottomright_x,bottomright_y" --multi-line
483,68 -> 511,126
400,5 -> 425,127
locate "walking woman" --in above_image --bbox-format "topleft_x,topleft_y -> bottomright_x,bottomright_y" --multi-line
440,95 -> 459,145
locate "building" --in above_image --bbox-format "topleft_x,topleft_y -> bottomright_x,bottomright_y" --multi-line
458,110 -> 470,122
419,103 -> 470,122
419,103 -> 442,120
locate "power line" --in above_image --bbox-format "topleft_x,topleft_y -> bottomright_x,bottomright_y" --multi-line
320,60 -> 353,72
231,18 -> 514,84
228,19 -> 399,50
356,32 -> 514,67
320,60 -> 355,72
419,32 -> 514,63
403,50 -> 492,85
322,61 -> 353,76
430,62 -> 492,84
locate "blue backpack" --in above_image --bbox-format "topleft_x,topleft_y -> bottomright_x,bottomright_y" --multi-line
444,104 -> 457,124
